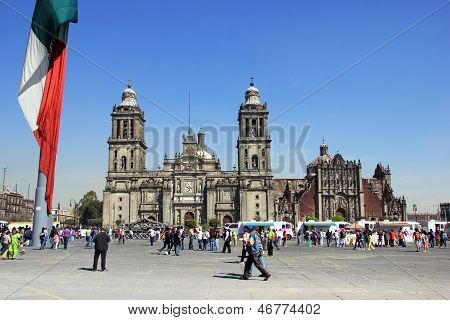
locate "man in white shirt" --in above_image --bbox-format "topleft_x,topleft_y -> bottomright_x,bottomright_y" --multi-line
196,228 -> 203,251
149,228 -> 156,246
240,231 -> 250,263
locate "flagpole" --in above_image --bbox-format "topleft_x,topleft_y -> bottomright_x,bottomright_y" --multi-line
31,154 -> 48,248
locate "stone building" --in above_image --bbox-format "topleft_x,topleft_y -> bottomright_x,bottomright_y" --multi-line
102,81 -> 274,227
439,202 -> 450,221
0,190 -> 34,222
274,142 -> 407,223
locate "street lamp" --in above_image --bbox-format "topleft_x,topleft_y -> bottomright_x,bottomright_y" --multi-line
1,166 -> 7,216
413,204 -> 417,222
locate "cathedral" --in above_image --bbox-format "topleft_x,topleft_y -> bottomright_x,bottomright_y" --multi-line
273,142 -> 407,223
102,81 -> 274,227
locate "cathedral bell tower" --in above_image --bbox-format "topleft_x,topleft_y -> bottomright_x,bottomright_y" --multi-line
108,85 -> 147,175
237,79 -> 271,173
237,79 -> 274,221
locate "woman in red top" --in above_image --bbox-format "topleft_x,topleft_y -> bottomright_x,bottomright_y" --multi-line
389,230 -> 396,247
282,231 -> 287,247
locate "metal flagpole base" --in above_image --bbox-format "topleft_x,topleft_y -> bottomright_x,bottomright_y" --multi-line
31,171 -> 48,249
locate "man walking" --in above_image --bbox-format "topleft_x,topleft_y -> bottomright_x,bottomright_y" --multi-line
158,228 -> 171,255
180,226 -> 185,251
92,228 -> 110,272
297,228 -> 303,246
188,228 -> 194,250
326,230 -> 332,247
174,228 -> 182,256
222,227 -> 232,253
63,226 -> 70,249
240,226 -> 271,281
149,228 -> 156,246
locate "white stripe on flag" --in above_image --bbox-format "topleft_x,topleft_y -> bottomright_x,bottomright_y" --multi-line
18,31 -> 49,132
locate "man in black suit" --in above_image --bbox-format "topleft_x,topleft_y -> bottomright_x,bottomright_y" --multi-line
92,228 -> 110,272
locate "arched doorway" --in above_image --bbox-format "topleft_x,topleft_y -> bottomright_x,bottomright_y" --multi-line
336,208 -> 346,218
184,212 -> 194,221
184,211 -> 195,225
222,215 -> 232,225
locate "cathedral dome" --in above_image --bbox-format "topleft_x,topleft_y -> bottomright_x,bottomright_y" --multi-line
309,142 -> 332,167
244,79 -> 261,105
197,149 -> 213,160
121,84 -> 137,107
309,154 -> 332,167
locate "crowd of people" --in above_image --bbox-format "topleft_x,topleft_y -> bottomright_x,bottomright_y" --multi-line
2,221 -> 448,282
0,224 -> 83,259
295,227 -> 447,253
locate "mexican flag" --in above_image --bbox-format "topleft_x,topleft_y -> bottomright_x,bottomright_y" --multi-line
18,0 -> 78,213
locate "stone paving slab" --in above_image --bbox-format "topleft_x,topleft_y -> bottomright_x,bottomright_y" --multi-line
1,239 -> 449,300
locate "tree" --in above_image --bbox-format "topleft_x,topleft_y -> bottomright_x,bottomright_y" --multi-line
331,215 -> 345,222
304,215 -> 318,222
208,217 -> 220,229
184,220 -> 196,229
75,191 -> 103,226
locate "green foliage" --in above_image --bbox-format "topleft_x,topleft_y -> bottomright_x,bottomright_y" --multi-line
88,218 -> 103,227
208,217 -> 220,229
304,215 -> 318,222
184,220 -> 197,229
331,215 -> 345,222
75,191 -> 103,226
201,223 -> 209,231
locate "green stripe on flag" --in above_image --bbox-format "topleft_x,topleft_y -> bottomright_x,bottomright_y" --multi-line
31,0 -> 78,51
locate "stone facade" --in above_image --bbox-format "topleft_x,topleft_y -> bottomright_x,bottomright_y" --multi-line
274,143 -> 407,223
103,81 -> 274,227
0,190 -> 34,222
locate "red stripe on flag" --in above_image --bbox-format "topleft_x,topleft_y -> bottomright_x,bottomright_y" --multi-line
33,38 -> 68,214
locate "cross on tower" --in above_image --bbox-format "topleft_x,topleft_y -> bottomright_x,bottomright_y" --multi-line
322,138 -> 326,145
127,80 -> 132,88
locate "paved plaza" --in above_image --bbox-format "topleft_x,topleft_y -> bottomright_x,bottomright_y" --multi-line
1,239 -> 449,300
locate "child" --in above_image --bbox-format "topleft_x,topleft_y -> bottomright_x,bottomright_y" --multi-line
422,232 -> 429,253
53,233 -> 60,250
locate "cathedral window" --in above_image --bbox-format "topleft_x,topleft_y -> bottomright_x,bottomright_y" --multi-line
131,150 -> 134,158
114,150 -> 118,159
130,119 -> 134,138
251,119 -> 257,137
244,149 -> 248,158
262,160 -> 266,169
123,120 -> 128,138
245,161 -> 248,169
121,156 -> 127,170
245,118 -> 249,137
130,162 -> 134,169
262,148 -> 265,157
113,162 -> 117,171
252,155 -> 258,169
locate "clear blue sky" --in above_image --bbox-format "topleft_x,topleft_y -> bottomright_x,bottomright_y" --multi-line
0,0 -> 449,214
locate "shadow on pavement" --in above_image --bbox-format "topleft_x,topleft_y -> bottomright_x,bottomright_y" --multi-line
78,267 -> 94,272
213,273 -> 241,280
